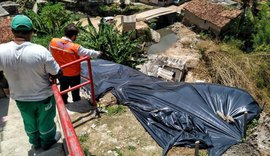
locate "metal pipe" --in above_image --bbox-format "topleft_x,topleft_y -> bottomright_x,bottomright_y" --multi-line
87,59 -> 97,107
60,81 -> 91,95
52,84 -> 84,156
61,57 -> 90,69
80,75 -> 89,81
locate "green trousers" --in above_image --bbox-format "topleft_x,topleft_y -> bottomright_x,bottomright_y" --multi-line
16,96 -> 57,147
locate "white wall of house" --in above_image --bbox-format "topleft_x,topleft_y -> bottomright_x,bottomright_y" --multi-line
182,10 -> 221,36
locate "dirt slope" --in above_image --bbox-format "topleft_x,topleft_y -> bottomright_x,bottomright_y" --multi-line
68,22 -> 269,156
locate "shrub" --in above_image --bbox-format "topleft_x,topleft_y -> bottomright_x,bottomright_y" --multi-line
31,34 -> 55,48
78,17 -> 146,68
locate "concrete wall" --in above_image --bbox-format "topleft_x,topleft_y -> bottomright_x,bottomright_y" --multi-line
149,0 -> 158,4
122,15 -> 136,32
0,1 -> 19,15
139,0 -> 173,6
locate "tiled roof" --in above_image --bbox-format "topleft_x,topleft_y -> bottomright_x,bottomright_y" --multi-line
0,6 -> 8,17
184,0 -> 242,28
0,17 -> 13,43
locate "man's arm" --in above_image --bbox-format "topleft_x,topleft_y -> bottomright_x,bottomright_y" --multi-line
77,46 -> 102,58
49,69 -> 63,79
44,48 -> 61,76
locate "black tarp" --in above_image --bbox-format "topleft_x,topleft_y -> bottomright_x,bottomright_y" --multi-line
81,59 -> 262,156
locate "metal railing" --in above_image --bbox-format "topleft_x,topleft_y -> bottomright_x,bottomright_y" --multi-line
52,56 -> 97,156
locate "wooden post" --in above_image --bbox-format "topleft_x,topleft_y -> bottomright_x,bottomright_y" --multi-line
195,141 -> 200,156
243,111 -> 248,140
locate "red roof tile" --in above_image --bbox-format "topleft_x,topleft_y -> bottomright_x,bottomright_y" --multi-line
0,17 -> 13,43
184,0 -> 242,28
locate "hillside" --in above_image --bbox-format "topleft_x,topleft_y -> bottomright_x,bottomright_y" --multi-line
67,22 -> 270,156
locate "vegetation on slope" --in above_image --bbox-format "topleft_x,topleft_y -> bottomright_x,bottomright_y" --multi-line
23,3 -> 145,67
192,1 -> 270,111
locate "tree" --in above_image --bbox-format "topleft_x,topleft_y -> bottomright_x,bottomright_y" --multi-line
252,3 -> 270,51
24,2 -> 80,36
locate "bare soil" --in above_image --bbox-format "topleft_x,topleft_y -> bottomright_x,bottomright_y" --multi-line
69,105 -> 163,156
68,95 -> 201,156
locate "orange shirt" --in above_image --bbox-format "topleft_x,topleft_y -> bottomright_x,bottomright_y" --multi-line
50,38 -> 81,76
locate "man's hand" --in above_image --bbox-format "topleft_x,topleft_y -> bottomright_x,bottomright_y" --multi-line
49,69 -> 63,84
97,51 -> 103,57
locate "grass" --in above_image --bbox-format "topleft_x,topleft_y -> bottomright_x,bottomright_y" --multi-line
199,151 -> 208,156
247,118 -> 259,136
78,133 -> 92,155
112,148 -> 123,156
79,133 -> 89,143
128,145 -> 136,151
197,38 -> 270,112
105,105 -> 126,116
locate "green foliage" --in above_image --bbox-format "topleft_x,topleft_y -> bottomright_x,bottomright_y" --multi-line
148,19 -> 158,30
78,133 -> 92,156
199,32 -> 210,40
252,3 -> 270,51
222,2 -> 270,52
112,148 -> 123,156
199,151 -> 208,156
226,8 -> 254,40
78,17 -> 145,68
79,133 -> 89,143
127,145 -> 136,151
247,118 -> 259,136
31,34 -> 55,47
254,61 -> 270,91
24,2 -> 80,36
223,37 -> 245,51
254,44 -> 270,52
105,105 -> 126,116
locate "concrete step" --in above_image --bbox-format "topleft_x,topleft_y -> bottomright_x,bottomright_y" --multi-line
0,98 -> 66,156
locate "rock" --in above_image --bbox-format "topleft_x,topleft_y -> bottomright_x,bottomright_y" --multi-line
247,112 -> 270,155
180,37 -> 193,48
99,92 -> 117,106
150,29 -> 160,43
222,143 -> 260,156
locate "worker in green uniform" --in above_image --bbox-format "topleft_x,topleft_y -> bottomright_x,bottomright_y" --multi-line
0,15 -> 62,150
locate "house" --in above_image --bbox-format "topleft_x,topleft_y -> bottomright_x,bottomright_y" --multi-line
182,0 -> 242,36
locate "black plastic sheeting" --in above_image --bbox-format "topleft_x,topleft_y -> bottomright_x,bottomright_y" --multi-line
81,59 -> 262,156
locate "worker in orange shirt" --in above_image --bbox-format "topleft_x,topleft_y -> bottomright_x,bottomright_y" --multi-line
49,23 -> 102,104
